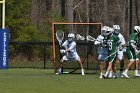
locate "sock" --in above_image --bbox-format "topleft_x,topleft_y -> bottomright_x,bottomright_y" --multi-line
135,70 -> 138,75
81,69 -> 84,74
100,72 -> 103,76
109,71 -> 112,76
58,68 -> 62,72
113,72 -> 117,76
124,69 -> 128,74
105,71 -> 109,77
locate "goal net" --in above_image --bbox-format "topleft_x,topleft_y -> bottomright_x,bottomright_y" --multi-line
52,22 -> 102,74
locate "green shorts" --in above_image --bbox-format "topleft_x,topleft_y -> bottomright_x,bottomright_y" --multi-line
108,50 -> 117,63
126,47 -> 139,61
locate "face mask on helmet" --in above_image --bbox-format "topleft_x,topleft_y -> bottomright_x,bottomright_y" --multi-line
134,26 -> 140,34
114,29 -> 120,35
68,37 -> 74,43
103,31 -> 111,37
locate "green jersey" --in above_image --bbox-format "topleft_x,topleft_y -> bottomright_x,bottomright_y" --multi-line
107,34 -> 119,62
128,33 -> 138,48
107,34 -> 119,53
126,33 -> 139,60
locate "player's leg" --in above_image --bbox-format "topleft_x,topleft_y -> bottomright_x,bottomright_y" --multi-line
118,51 -> 124,77
98,54 -> 106,78
123,50 -> 134,78
103,62 -> 112,78
123,60 -> 134,78
99,61 -> 104,78
112,63 -> 118,78
76,56 -> 85,75
57,59 -> 63,74
57,56 -> 67,74
134,58 -> 140,77
103,54 -> 116,78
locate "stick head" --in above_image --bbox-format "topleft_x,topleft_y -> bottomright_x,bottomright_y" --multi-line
55,30 -> 64,45
86,35 -> 96,42
76,34 -> 85,40
134,26 -> 140,34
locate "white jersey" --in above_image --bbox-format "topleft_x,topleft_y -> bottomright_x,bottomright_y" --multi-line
94,35 -> 108,55
62,40 -> 80,61
118,33 -> 125,46
117,33 -> 125,60
96,35 -> 104,43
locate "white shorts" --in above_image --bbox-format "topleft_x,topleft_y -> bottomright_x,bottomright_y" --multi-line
62,55 -> 81,62
117,50 -> 124,60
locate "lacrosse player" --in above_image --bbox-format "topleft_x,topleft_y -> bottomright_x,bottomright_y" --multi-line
113,25 -> 126,77
57,33 -> 85,75
94,26 -> 109,79
123,26 -> 140,78
102,27 -> 120,79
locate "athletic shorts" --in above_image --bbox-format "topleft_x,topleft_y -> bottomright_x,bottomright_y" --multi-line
117,50 -> 124,60
97,53 -> 108,61
126,47 -> 139,61
62,55 -> 81,62
108,49 -> 117,63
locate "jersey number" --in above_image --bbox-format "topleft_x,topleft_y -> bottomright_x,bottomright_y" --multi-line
108,42 -> 112,50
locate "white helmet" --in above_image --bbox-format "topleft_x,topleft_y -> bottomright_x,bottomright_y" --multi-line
101,26 -> 110,31
103,27 -> 114,36
113,25 -> 120,30
68,33 -> 75,38
134,26 -> 140,33
101,26 -> 109,35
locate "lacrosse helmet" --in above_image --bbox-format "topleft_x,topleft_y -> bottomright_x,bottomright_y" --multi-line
113,25 -> 120,35
103,27 -> 114,37
101,26 -> 109,35
134,26 -> 140,34
68,33 -> 75,38
68,33 -> 75,43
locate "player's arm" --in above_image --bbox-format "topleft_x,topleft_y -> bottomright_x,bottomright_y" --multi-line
94,35 -> 102,45
119,34 -> 125,45
130,40 -> 139,53
60,40 -> 67,53
65,43 -> 76,52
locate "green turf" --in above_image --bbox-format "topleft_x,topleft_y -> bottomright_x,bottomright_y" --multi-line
0,69 -> 140,93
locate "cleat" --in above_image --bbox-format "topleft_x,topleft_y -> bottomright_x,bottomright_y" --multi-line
102,74 -> 107,79
120,75 -> 124,77
113,75 -> 118,79
82,73 -> 85,75
57,70 -> 62,75
99,75 -> 103,79
120,72 -> 124,77
134,74 -> 140,77
81,69 -> 85,75
108,74 -> 112,78
122,72 -> 129,79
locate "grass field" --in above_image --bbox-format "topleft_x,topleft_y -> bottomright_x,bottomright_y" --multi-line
0,69 -> 140,93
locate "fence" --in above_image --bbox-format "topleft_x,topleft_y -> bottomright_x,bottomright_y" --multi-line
9,42 -> 140,72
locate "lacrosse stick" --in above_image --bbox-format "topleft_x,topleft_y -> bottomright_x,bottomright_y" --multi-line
55,30 -> 64,46
136,50 -> 140,56
86,35 -> 96,42
55,30 -> 64,74
76,34 -> 85,40
104,50 -> 118,60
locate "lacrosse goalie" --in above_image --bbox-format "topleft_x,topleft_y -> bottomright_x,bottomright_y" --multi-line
123,26 -> 140,78
113,25 -> 126,77
94,26 -> 109,79
57,33 -> 85,75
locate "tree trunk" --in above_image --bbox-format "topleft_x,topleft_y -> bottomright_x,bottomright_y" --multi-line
103,0 -> 108,25
31,0 -> 39,26
66,0 -> 73,32
61,0 -> 65,17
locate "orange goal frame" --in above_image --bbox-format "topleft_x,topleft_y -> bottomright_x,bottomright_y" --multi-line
52,22 -> 103,74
